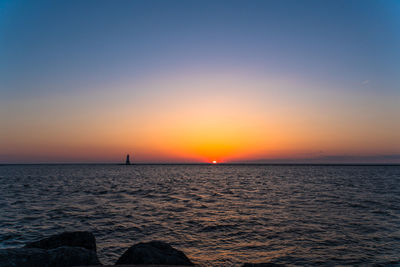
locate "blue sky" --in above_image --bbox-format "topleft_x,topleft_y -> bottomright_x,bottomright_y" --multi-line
1,0 -> 399,163
2,0 -> 399,96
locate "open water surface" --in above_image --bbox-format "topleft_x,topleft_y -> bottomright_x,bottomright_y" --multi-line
0,164 -> 399,266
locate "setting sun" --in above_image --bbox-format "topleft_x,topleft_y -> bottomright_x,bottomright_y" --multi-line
212,160 -> 217,164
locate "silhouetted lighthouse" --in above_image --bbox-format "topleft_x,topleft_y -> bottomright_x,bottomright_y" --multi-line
125,154 -> 131,165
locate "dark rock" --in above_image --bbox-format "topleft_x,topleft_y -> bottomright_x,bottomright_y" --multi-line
116,241 -> 194,266
48,246 -> 101,266
25,231 -> 96,251
0,231 -> 100,267
242,263 -> 285,267
0,248 -> 49,267
0,247 -> 101,267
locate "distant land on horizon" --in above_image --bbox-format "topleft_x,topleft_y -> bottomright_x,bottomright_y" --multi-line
230,154 -> 400,164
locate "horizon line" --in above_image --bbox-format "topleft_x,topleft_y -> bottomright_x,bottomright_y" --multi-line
1,162 -> 399,166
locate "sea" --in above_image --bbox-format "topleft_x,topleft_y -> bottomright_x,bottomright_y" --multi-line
0,164 -> 399,266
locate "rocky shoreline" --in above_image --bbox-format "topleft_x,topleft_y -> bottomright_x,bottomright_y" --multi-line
0,231 -> 280,267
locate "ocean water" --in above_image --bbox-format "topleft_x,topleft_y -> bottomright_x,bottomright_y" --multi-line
0,164 -> 399,266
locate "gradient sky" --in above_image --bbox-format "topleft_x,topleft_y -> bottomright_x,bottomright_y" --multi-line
1,0 -> 399,163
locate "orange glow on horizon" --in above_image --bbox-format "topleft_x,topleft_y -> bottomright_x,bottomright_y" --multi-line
1,72 -> 399,163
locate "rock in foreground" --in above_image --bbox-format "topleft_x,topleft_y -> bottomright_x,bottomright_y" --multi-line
0,246 -> 100,267
25,231 -> 97,251
116,241 -> 194,266
47,246 -> 101,266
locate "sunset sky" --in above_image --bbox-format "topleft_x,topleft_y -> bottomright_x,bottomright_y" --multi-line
1,0 -> 399,163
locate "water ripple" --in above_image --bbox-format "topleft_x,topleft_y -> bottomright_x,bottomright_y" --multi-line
0,164 -> 399,266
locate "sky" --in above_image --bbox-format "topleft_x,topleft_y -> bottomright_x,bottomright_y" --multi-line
0,0 -> 399,163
